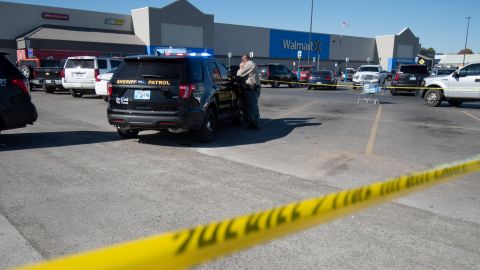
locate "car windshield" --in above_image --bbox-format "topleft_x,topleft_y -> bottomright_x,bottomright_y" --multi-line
400,65 -> 429,74
358,66 -> 379,72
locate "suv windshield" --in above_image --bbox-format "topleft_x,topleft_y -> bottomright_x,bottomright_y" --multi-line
40,60 -> 61,68
358,66 -> 379,72
112,58 -> 207,82
400,65 -> 429,74
66,59 -> 95,69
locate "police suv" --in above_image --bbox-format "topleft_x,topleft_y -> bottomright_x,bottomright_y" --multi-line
107,54 -> 244,142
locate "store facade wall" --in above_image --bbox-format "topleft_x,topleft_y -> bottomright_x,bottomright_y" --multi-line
0,1 -> 134,62
0,0 -> 421,70
133,1 -> 215,56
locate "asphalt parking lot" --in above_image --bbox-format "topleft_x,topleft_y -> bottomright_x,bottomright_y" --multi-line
1,85 -> 480,269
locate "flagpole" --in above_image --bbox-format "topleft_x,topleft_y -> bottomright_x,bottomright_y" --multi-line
307,0 -> 314,66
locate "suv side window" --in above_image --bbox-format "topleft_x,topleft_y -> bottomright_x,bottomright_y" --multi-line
209,62 -> 221,81
188,59 -> 204,83
98,59 -> 108,69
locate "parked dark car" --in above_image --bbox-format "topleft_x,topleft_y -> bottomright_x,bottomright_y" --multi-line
18,58 -> 63,89
391,64 -> 430,95
307,70 -> 337,90
258,64 -> 298,88
107,55 -> 243,142
0,52 -> 38,133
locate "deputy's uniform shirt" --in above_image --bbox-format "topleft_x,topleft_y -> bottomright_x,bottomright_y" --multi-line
237,61 -> 260,86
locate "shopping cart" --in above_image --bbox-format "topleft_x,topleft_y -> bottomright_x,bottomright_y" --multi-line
357,83 -> 382,104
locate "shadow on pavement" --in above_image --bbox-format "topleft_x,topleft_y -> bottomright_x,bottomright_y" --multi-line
0,131 -> 119,152
0,118 -> 322,151
138,118 -> 322,148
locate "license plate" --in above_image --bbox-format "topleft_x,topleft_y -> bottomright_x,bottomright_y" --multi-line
45,80 -> 52,83
73,73 -> 85,79
316,82 -> 322,84
409,76 -> 416,80
134,90 -> 151,100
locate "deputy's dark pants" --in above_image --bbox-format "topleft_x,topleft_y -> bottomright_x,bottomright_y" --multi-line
243,85 -> 261,126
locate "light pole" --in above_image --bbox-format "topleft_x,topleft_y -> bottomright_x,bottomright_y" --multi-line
307,0 -> 314,65
462,16 -> 471,66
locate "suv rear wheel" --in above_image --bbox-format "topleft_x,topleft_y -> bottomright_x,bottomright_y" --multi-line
271,81 -> 279,88
117,127 -> 140,139
424,89 -> 443,107
70,89 -> 83,98
194,108 -> 216,142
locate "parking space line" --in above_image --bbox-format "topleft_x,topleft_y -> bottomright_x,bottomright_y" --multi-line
365,105 -> 383,155
261,100 -> 320,127
462,111 -> 480,123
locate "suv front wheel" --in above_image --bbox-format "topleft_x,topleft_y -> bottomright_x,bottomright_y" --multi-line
194,108 -> 216,143
424,89 -> 443,107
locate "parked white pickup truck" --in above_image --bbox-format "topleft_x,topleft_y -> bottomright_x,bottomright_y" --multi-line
352,65 -> 387,89
421,62 -> 480,107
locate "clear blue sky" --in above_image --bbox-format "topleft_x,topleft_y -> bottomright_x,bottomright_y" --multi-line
7,0 -> 479,54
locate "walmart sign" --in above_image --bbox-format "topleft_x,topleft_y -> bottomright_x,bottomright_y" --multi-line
269,29 -> 330,59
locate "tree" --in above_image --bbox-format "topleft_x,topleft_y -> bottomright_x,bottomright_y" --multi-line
458,48 -> 474,55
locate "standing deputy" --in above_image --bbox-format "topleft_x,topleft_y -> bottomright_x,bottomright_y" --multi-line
236,54 -> 261,129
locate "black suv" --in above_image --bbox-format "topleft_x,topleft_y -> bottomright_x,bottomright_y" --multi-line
258,64 -> 298,88
107,55 -> 243,142
391,64 -> 430,95
0,52 -> 38,133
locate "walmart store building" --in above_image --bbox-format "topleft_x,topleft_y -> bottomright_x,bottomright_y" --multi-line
0,0 -> 421,71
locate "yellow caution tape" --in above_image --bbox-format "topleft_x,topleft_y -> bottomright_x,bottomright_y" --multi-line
261,79 -> 480,91
15,155 -> 480,270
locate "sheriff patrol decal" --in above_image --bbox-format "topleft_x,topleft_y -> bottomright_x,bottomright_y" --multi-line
148,80 -> 171,86
116,80 -> 137,84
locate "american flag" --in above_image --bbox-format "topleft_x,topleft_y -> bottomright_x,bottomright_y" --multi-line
341,21 -> 351,28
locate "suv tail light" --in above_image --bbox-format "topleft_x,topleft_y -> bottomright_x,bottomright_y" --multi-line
60,68 -> 65,78
94,69 -> 100,82
179,83 -> 196,99
326,76 -> 331,81
395,73 -> 399,81
32,69 -> 37,79
107,82 -> 113,96
267,69 -> 270,78
11,78 -> 30,94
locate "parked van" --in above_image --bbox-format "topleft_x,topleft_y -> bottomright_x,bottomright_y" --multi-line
62,56 -> 122,97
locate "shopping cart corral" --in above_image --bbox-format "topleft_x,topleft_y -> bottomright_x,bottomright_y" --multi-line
357,83 -> 383,105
